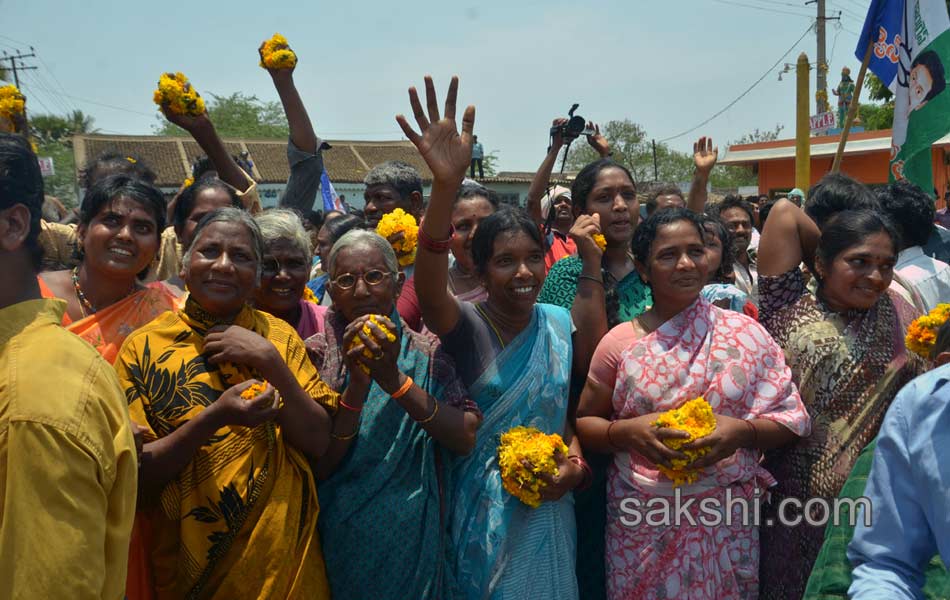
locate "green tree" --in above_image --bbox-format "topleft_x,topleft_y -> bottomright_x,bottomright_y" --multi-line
35,139 -> 78,207
480,151 -> 499,177
707,125 -> 784,189
153,92 -> 288,138
859,102 -> 894,130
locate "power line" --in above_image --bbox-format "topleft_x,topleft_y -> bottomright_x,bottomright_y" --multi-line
21,70 -> 73,116
827,1 -> 864,22
34,52 -> 81,114
51,92 -> 155,117
711,0 -> 814,18
659,24 -> 815,142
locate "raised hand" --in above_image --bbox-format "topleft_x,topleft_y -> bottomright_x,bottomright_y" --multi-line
396,76 -> 475,184
693,136 -> 719,174
550,117 -> 569,150
587,122 -> 611,158
160,104 -> 213,135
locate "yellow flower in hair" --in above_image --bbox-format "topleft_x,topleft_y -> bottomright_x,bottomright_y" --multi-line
347,314 -> 397,373
498,426 -> 569,508
376,208 -> 419,267
592,233 -> 607,251
259,33 -> 298,70
652,397 -> 717,487
0,84 -> 26,120
905,303 -> 950,358
153,72 -> 206,117
126,157 -> 137,164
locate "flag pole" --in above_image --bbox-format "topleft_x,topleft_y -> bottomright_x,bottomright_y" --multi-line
831,41 -> 874,173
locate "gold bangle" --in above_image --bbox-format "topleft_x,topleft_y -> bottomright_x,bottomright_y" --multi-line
331,429 -> 358,441
415,398 -> 440,424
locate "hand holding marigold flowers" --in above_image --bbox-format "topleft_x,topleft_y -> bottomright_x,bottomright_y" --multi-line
651,397 -> 717,487
259,33 -> 298,70
348,314 -> 397,374
498,426 -> 569,508
153,72 -> 206,117
376,208 -> 419,267
592,233 -> 607,252
240,381 -> 269,400
905,303 -> 950,358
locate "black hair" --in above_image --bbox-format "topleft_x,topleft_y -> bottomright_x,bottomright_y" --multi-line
79,174 -> 167,279
0,133 -> 44,269
301,209 -> 324,230
321,213 -> 365,246
758,200 -> 777,230
632,207 -> 706,264
645,183 -> 684,215
875,180 -> 935,248
471,207 -> 544,274
816,209 -> 901,271
912,50 -> 947,103
698,213 -> 736,283
80,151 -> 156,190
190,156 -> 217,182
804,173 -> 878,229
710,194 -> 756,225
457,181 -> 500,208
571,158 -> 636,212
173,177 -> 241,231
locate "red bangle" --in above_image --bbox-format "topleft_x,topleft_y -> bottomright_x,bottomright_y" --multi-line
568,455 -> 593,491
340,399 -> 362,412
418,225 -> 455,253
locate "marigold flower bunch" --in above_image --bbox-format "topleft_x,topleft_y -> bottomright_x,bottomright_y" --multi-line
652,397 -> 717,487
240,381 -> 268,400
348,314 -> 397,373
0,84 -> 26,120
376,208 -> 419,267
498,426 -> 568,508
152,72 -> 206,117
592,233 -> 607,251
906,303 -> 950,358
183,176 -> 194,188
302,286 -> 319,305
259,33 -> 298,70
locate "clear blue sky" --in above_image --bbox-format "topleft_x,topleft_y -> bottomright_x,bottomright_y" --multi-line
1,0 -> 867,171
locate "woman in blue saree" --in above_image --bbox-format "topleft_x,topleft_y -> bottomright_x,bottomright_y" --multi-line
304,229 -> 482,600
400,75 -> 585,598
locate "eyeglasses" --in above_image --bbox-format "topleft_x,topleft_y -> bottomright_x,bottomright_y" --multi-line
261,257 -> 310,277
331,269 -> 391,289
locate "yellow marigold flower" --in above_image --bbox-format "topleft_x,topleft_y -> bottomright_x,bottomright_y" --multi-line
376,208 -> 419,267
347,314 -> 397,373
302,286 -> 319,305
259,33 -> 298,70
906,303 -> 950,358
183,176 -> 194,188
240,381 -> 268,400
0,84 -> 26,120
652,397 -> 717,487
592,233 -> 607,251
153,72 -> 206,117
498,426 -> 568,508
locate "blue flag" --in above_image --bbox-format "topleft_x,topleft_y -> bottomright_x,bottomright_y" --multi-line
321,170 -> 342,213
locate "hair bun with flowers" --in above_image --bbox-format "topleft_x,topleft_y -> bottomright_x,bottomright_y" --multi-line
906,303 -> 950,359
153,72 -> 206,117
259,33 -> 298,70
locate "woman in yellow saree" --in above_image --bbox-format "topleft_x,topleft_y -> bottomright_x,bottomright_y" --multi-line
113,207 -> 368,599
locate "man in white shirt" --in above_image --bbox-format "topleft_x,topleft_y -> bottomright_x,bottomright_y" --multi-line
877,181 -> 950,311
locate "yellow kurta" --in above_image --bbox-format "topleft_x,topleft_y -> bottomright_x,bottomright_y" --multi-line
0,299 -> 137,599
114,299 -> 337,600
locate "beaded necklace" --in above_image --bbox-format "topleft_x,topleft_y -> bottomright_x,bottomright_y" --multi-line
71,266 -> 137,318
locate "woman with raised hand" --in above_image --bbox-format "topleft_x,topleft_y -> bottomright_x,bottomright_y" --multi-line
113,207 -> 367,599
402,75 -> 583,599
254,209 -> 326,338
576,207 -> 809,600
304,229 -> 481,599
398,180 -> 498,331
755,178 -> 926,599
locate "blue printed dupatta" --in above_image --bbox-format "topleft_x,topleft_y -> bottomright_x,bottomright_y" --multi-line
448,303 -> 579,600
308,310 -> 470,600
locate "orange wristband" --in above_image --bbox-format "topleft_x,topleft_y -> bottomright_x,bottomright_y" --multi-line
390,375 -> 414,400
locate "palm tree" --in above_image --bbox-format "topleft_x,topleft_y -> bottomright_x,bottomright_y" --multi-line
66,110 -> 97,135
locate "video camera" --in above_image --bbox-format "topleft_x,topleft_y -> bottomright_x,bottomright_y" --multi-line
550,104 -> 595,140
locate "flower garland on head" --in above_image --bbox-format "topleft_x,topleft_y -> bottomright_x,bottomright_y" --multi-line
651,397 -> 717,487
376,208 -> 419,267
0,84 -> 26,121
497,426 -> 569,508
347,314 -> 397,373
259,33 -> 298,70
153,72 -> 206,117
906,303 -> 950,359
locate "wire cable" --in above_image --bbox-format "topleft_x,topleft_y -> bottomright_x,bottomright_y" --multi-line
711,0 -> 813,18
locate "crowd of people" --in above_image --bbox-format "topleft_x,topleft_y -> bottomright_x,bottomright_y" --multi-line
2,49 -> 950,600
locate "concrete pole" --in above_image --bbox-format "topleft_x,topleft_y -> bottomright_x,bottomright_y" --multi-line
816,0 -> 829,114
796,53 -> 811,192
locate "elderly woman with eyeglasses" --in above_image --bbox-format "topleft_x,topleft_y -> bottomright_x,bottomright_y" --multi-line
254,209 -> 327,338
304,229 -> 482,600
113,207 -> 373,599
